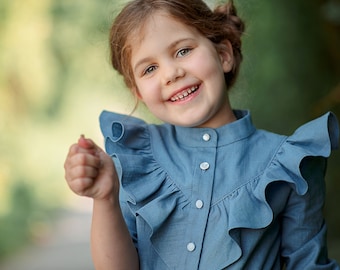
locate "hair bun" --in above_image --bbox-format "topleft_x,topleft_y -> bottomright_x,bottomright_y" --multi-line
214,1 -> 245,39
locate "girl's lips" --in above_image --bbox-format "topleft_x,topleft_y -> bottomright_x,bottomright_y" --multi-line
169,85 -> 199,102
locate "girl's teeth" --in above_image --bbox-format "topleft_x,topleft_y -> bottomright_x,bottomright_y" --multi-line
170,86 -> 198,102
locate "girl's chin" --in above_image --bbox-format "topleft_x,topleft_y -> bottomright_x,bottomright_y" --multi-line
165,117 -> 208,128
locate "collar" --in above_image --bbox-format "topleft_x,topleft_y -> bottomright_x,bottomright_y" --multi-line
170,110 -> 256,148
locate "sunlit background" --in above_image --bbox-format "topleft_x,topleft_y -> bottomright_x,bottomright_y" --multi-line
0,0 -> 339,268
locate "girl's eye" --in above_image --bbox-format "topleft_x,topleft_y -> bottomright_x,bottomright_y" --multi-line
177,48 -> 192,58
143,65 -> 157,75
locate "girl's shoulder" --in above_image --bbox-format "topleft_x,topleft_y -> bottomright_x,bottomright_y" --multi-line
99,110 -> 175,205
264,111 -> 339,160
254,112 -> 339,196
99,110 -> 149,144
284,112 -> 338,149
99,110 -> 174,155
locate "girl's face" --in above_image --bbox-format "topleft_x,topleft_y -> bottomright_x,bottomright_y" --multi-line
130,12 -> 235,128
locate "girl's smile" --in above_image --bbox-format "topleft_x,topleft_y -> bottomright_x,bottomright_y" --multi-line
169,84 -> 200,102
130,11 -> 236,128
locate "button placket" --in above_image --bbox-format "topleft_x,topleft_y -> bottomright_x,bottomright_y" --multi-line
185,131 -> 217,267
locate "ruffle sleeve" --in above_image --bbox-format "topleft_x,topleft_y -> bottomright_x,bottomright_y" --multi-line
99,111 -> 190,268
259,112 -> 338,202
264,112 -> 337,210
264,111 -> 338,192
221,112 -> 338,231
100,111 -> 179,205
199,112 -> 339,269
219,112 -> 339,269
267,112 -> 339,269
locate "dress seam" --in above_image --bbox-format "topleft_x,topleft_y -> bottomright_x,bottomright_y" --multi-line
210,135 -> 288,207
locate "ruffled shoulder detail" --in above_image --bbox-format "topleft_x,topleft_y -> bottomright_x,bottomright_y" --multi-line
204,112 -> 339,269
100,110 -> 150,150
235,112 -> 338,229
99,110 -> 174,205
264,111 -> 338,194
100,111 -> 190,268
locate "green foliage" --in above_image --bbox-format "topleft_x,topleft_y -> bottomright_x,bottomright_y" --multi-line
0,182 -> 43,259
231,0 -> 339,132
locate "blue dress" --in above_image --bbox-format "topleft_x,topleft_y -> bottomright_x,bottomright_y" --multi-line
99,110 -> 339,270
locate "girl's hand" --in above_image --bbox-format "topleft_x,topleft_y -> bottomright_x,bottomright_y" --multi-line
64,135 -> 119,201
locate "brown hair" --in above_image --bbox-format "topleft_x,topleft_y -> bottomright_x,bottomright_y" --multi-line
109,0 -> 245,95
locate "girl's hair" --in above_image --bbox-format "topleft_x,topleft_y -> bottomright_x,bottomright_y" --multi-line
109,0 -> 245,95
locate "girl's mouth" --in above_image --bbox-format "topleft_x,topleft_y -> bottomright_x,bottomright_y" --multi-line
170,85 -> 199,102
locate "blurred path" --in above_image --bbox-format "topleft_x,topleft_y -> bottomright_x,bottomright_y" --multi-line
0,197 -> 94,270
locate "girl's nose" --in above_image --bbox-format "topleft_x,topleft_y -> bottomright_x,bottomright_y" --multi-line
163,64 -> 185,85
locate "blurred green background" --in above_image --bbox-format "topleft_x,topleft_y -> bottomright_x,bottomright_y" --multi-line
0,0 -> 339,263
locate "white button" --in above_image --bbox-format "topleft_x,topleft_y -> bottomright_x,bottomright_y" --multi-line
200,162 -> 210,170
187,242 -> 196,252
195,200 -> 204,209
202,133 -> 211,141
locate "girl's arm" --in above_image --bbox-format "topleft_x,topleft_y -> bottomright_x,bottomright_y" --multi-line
64,136 -> 139,270
91,198 -> 139,270
280,157 -> 339,269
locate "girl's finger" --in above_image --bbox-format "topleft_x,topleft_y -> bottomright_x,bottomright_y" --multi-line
64,152 -> 100,174
68,165 -> 99,181
68,177 -> 94,196
78,135 -> 95,149
73,152 -> 101,168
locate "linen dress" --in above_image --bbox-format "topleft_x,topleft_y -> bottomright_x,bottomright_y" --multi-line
100,110 -> 339,270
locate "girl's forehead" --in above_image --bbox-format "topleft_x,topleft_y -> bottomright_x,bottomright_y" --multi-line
125,12 -> 158,48
127,11 -> 196,47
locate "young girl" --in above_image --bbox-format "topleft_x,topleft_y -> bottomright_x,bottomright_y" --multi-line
64,0 -> 340,269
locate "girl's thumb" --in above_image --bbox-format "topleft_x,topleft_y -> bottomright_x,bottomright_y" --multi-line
78,134 -> 95,149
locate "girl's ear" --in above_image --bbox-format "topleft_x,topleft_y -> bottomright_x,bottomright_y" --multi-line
217,40 -> 234,73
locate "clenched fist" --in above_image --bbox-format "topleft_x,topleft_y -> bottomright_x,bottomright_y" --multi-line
64,135 -> 119,201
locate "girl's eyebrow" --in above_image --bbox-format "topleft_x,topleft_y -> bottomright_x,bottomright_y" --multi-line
133,56 -> 153,73
133,38 -> 195,72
